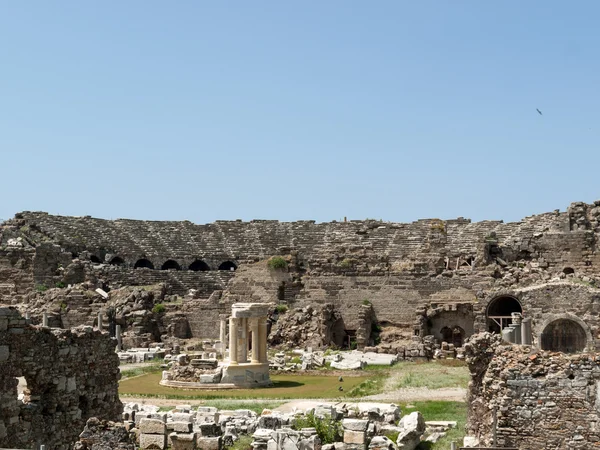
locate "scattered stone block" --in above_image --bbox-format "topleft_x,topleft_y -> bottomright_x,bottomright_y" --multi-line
140,433 -> 167,450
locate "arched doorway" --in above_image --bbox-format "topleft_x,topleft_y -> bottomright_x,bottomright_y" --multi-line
161,260 -> 181,271
218,261 -> 237,271
189,260 -> 210,271
440,326 -> 465,347
541,319 -> 587,353
90,255 -> 102,264
134,259 -> 154,269
487,296 -> 522,333
109,256 -> 124,266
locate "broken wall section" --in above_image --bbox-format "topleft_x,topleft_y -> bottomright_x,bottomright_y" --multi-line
465,332 -> 600,449
0,307 -> 122,450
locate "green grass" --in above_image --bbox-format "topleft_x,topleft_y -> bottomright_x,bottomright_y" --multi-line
400,401 -> 467,450
394,361 -> 469,390
119,373 -> 368,399
120,361 -> 165,380
346,371 -> 387,398
229,435 -> 253,450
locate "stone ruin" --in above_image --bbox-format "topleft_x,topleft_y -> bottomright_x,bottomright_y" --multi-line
114,401 -> 454,450
5,201 -> 600,358
161,303 -> 272,388
0,306 -> 122,449
464,332 -> 600,449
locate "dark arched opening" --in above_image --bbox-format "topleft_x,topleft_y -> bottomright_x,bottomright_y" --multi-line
189,260 -> 210,272
440,326 -> 465,347
90,255 -> 102,264
109,256 -> 124,266
219,261 -> 237,271
563,267 -> 575,275
161,260 -> 181,271
487,296 -> 523,334
541,319 -> 587,353
134,259 -> 154,269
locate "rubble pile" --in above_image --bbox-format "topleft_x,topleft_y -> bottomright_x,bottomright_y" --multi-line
113,401 -> 451,450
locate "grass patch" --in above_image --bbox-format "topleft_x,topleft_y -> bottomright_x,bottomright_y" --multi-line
229,435 -> 253,450
346,371 -> 387,398
119,373 -> 368,400
120,361 -> 165,380
400,401 -> 467,450
395,361 -> 469,390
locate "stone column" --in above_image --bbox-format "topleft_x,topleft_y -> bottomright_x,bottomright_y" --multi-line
239,318 -> 248,363
220,318 -> 227,347
42,312 -> 48,327
116,324 -> 122,351
229,318 -> 239,365
259,318 -> 268,363
97,312 -> 103,331
251,318 -> 260,364
521,317 -> 532,345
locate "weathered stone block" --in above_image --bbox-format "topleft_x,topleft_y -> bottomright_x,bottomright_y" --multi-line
197,435 -> 222,450
170,432 -> 197,450
173,421 -> 193,433
139,418 -> 167,435
344,430 -> 366,445
173,412 -> 195,423
343,419 -> 369,432
0,345 -> 9,362
140,432 -> 167,450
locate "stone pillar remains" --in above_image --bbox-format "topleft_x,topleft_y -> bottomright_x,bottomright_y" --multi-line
511,313 -> 522,345
221,303 -> 272,387
259,317 -> 268,363
239,317 -> 248,363
97,311 -> 103,331
229,318 -> 239,365
521,317 -> 532,345
116,324 -> 122,351
251,318 -> 260,364
219,317 -> 226,348
42,312 -> 48,327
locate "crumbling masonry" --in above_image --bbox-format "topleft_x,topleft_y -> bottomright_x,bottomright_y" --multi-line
0,307 -> 122,449
3,201 -> 600,351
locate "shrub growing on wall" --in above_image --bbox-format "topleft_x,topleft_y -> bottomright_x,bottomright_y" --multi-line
267,256 -> 288,270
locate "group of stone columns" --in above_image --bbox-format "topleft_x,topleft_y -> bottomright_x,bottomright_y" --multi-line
228,315 -> 268,365
501,312 -> 532,345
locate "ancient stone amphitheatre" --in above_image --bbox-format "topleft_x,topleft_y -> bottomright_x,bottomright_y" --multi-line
2,201 -> 600,448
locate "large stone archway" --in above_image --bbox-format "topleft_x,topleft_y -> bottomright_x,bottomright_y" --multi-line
538,314 -> 593,353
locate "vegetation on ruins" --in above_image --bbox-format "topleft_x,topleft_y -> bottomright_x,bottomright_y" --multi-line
228,435 -> 253,450
35,284 -> 49,293
430,219 -> 446,234
152,303 -> 166,314
293,411 -> 343,444
339,258 -> 355,268
275,304 -> 288,314
267,256 -> 288,270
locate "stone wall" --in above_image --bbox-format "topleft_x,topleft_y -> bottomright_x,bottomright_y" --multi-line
4,201 -> 600,344
465,333 -> 600,449
0,307 -> 122,449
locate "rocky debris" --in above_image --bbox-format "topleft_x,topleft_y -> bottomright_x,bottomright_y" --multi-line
73,417 -> 136,450
327,350 -> 400,370
268,305 -> 328,349
117,402 -> 418,450
395,412 -> 425,450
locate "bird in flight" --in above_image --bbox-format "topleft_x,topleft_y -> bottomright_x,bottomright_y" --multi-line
536,108 -> 543,116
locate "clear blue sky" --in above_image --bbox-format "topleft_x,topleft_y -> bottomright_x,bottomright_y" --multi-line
1,2 -> 599,224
